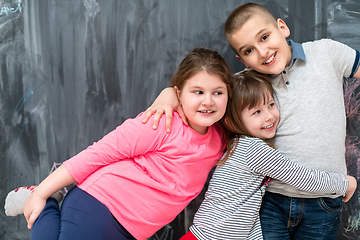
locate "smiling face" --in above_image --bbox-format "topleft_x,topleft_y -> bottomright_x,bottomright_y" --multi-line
229,15 -> 292,75
240,92 -> 279,140
176,71 -> 228,135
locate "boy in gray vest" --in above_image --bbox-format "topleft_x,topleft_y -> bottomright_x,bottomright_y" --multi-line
142,3 -> 360,239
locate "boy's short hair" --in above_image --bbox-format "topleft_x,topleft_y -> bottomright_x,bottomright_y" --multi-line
224,3 -> 277,54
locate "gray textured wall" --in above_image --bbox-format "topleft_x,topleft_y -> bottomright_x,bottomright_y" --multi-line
0,0 -> 360,239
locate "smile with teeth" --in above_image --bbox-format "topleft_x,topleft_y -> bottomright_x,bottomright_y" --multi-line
263,52 -> 276,64
199,110 -> 214,113
262,123 -> 274,129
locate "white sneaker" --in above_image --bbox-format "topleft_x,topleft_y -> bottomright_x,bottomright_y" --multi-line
4,186 -> 64,216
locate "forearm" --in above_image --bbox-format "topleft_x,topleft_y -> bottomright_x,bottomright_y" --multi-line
286,170 -> 348,196
33,165 -> 75,200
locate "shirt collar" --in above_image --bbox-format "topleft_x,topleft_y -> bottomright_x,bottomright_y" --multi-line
287,39 -> 306,66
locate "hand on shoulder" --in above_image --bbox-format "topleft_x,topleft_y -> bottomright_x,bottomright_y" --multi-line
142,87 -> 187,132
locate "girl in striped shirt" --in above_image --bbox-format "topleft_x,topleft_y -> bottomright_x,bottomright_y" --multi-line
180,70 -> 357,240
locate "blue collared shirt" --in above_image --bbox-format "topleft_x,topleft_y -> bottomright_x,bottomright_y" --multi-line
287,39 -> 306,66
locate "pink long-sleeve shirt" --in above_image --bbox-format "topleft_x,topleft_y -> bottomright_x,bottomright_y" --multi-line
63,113 -> 225,240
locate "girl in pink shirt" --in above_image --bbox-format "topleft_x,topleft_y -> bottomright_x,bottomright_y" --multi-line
17,48 -> 233,240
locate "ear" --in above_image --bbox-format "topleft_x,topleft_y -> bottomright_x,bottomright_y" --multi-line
174,86 -> 181,104
236,55 -> 250,69
277,18 -> 290,38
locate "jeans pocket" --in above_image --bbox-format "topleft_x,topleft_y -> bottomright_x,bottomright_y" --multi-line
318,197 -> 342,214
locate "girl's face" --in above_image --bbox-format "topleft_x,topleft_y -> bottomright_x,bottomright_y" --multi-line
176,71 -> 228,135
240,93 -> 279,140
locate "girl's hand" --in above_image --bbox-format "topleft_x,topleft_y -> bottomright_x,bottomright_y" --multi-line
23,191 -> 47,229
343,175 -> 357,202
23,165 -> 75,229
142,87 -> 187,132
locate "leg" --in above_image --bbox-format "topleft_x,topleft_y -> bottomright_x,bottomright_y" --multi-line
291,197 -> 342,240
30,197 -> 61,240
31,186 -> 135,240
260,192 -> 291,240
57,186 -> 135,240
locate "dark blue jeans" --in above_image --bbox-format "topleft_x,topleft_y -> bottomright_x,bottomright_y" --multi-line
260,191 -> 342,240
31,186 -> 135,240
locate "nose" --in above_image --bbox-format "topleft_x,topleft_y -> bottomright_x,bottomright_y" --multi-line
264,110 -> 274,122
258,45 -> 268,58
202,94 -> 214,106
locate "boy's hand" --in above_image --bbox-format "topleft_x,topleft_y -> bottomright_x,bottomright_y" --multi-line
343,175 -> 357,202
23,191 -> 47,229
142,87 -> 187,132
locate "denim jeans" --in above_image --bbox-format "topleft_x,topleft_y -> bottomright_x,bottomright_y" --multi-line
260,191 -> 342,240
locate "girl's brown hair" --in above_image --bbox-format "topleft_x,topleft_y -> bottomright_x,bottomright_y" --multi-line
218,70 -> 275,165
171,48 -> 233,99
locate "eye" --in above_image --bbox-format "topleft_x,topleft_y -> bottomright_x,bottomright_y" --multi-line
261,34 -> 269,42
269,102 -> 276,108
214,91 -> 223,95
244,48 -> 253,55
194,90 -> 203,95
252,110 -> 260,115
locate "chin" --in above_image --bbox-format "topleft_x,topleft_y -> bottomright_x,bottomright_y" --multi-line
268,67 -> 284,75
267,134 -> 276,139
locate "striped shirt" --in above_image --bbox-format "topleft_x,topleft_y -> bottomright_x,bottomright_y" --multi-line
189,137 -> 348,240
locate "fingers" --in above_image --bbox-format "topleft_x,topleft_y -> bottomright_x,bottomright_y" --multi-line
343,195 -> 350,203
27,211 -> 37,229
24,205 -> 34,229
25,208 -> 42,229
142,106 -> 166,130
144,105 -> 175,132
343,175 -> 357,202
142,106 -> 170,131
24,209 -> 32,229
142,107 -> 156,124
23,192 -> 45,229
163,104 -> 178,132
142,87 -> 179,131
152,110 -> 164,130
164,110 -> 173,133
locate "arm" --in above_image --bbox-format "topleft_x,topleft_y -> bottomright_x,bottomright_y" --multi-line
24,115 -> 170,229
23,165 -> 75,229
64,115 -> 170,184
353,67 -> 360,79
247,139 -> 351,197
142,87 -> 187,132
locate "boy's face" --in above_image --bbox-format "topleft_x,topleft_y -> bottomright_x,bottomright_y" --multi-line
229,16 -> 292,75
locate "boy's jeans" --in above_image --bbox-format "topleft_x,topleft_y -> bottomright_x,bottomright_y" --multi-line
260,191 -> 342,240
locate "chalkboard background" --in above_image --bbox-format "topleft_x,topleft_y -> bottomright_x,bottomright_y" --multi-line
0,0 -> 359,239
